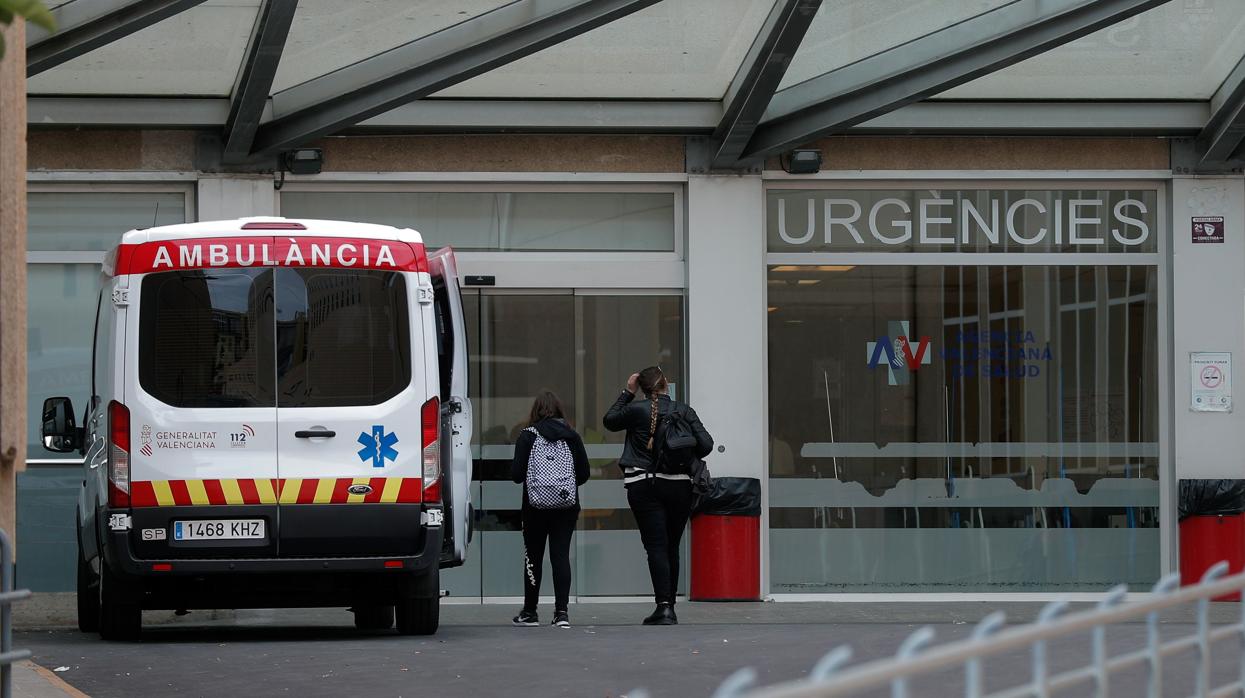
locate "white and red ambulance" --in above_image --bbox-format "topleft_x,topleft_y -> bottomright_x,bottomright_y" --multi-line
39,218 -> 473,641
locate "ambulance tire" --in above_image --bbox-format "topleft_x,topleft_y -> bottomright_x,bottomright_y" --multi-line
353,606 -> 395,631
76,535 -> 99,633
395,568 -> 439,636
97,562 -> 141,642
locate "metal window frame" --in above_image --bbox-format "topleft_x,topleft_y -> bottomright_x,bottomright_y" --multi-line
758,176 -> 1174,597
1192,52 -> 1245,167
26,0 -> 209,77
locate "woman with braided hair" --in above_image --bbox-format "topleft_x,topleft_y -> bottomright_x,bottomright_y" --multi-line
603,366 -> 713,625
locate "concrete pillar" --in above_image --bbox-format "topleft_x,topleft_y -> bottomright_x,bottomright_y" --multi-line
1171,175 -> 1245,574
686,175 -> 767,588
196,176 -> 278,221
0,19 -> 27,542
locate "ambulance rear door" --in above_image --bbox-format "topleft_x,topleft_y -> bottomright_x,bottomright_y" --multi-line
125,240 -> 280,560
272,236 -> 434,558
428,247 -> 472,567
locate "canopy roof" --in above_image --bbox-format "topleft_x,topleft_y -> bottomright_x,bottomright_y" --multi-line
23,0 -> 1245,170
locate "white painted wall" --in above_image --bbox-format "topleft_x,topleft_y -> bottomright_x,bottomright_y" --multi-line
196,176 -> 277,221
1173,176 -> 1245,479
686,175 -> 768,591
687,175 -> 767,478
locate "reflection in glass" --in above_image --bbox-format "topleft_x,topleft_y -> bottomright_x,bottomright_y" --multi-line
768,264 -> 1159,591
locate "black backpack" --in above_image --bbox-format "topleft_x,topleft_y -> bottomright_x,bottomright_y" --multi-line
652,403 -> 699,474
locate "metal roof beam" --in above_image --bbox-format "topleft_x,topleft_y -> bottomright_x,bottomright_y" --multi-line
706,0 -> 821,169
741,0 -> 1172,162
27,0 -> 209,77
222,0 -> 298,164
249,0 -> 662,159
1194,53 -> 1245,167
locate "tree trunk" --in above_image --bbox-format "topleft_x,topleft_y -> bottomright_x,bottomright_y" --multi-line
0,19 -> 28,546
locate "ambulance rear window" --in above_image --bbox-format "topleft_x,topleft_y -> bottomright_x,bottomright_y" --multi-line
139,269 -> 275,408
276,269 -> 411,407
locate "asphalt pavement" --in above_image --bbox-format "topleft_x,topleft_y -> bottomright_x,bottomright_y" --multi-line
15,602 -> 1245,697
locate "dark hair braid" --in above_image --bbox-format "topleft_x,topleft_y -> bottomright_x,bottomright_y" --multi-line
637,366 -> 666,451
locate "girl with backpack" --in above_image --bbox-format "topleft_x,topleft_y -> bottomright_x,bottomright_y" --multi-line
510,390 -> 590,628
603,366 -> 713,625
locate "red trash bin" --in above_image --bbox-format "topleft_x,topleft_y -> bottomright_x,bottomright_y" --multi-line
690,513 -> 760,601
1179,514 -> 1245,601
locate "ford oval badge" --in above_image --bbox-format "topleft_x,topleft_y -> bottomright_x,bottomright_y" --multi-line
347,484 -> 373,495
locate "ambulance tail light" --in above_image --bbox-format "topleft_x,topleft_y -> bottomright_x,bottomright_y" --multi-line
108,401 -> 131,508
421,396 -> 441,504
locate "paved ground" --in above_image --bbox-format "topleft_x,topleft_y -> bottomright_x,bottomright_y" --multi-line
15,602 -> 1245,697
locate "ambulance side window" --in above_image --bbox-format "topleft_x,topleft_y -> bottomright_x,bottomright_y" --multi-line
90,290 -> 105,398
431,275 -> 453,401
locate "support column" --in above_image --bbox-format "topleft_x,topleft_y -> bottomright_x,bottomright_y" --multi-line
687,175 -> 767,589
1171,175 -> 1245,574
196,175 -> 278,221
0,19 -> 27,542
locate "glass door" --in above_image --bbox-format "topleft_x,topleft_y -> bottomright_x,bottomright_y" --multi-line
440,290 -> 686,601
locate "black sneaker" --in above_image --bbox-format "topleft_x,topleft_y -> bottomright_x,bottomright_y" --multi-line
642,603 -> 677,626
552,611 -> 570,628
512,609 -> 539,627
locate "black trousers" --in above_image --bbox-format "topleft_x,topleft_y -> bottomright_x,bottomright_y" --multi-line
626,478 -> 692,605
521,506 -> 578,613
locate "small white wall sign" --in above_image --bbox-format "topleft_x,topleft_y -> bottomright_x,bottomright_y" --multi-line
1191,352 -> 1232,412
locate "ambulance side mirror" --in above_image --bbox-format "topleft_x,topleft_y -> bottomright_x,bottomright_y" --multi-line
41,397 -> 80,453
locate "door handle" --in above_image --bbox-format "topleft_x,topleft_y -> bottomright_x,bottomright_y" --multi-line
295,429 -> 336,439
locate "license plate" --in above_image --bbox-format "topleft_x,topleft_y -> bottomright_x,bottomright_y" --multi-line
173,519 -> 265,541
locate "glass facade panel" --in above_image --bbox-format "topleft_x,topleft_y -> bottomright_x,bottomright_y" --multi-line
27,265 -> 99,459
28,192 -> 187,251
454,292 -> 686,598
768,264 -> 1160,592
280,191 -> 677,252
767,189 -> 1159,254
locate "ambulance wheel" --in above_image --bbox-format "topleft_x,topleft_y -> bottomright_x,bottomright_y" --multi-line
395,568 -> 439,636
76,536 -> 99,633
353,605 -> 395,631
97,562 -> 141,642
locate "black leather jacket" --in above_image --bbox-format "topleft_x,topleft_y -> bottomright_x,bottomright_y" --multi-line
602,391 -> 713,470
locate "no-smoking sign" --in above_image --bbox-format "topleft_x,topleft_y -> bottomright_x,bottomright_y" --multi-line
1191,352 -> 1232,412
1200,365 -> 1223,389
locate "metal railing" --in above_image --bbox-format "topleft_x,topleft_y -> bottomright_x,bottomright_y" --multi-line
0,530 -> 31,698
634,561 -> 1245,698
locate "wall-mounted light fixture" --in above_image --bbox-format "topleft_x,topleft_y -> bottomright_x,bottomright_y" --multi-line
782,149 -> 822,175
274,148 -> 324,189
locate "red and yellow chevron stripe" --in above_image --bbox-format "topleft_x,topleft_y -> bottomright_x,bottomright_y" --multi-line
129,477 -> 422,508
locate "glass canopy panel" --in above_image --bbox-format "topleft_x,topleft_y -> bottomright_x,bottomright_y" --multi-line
432,0 -> 776,99
26,0 -> 261,97
778,0 -> 1019,91
938,0 -> 1245,100
271,0 -> 513,93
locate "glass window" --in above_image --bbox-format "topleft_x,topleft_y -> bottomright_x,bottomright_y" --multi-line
26,189 -> 188,459
768,264 -> 1159,592
767,189 -> 1159,254
27,192 -> 187,251
276,269 -> 412,408
26,265 -> 99,458
139,269 -> 275,409
444,292 -> 687,599
280,191 -> 677,252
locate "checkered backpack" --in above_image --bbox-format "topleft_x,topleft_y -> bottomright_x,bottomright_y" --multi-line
523,426 -> 578,509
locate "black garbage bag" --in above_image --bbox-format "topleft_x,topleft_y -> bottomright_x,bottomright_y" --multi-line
1179,479 -> 1245,520
694,477 -> 761,516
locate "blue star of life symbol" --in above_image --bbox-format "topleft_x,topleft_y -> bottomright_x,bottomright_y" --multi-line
357,426 -> 399,468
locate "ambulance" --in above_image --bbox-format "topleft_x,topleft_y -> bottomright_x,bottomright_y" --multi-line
39,218 -> 473,641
